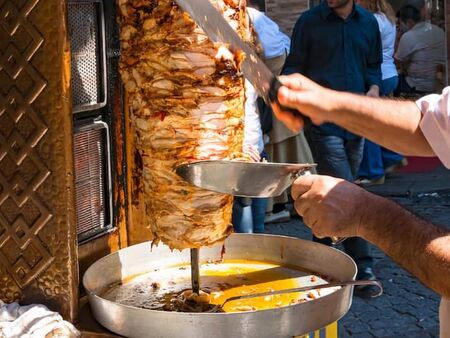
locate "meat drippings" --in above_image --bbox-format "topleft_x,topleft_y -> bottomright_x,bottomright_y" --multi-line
101,260 -> 338,313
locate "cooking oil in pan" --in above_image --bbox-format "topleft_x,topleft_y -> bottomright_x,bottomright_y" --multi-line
101,260 -> 337,313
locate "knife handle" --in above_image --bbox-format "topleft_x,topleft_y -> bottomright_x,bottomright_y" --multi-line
269,77 -> 312,127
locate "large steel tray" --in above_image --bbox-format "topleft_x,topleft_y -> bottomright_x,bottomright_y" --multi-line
83,234 -> 357,338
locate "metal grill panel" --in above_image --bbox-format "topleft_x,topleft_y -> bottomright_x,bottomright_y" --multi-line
73,121 -> 112,242
68,1 -> 107,112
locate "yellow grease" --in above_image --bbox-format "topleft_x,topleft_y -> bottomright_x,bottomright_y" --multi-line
104,259 -> 329,313
196,260 -> 320,312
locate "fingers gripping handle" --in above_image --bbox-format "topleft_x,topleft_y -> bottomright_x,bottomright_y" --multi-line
299,171 -> 346,245
269,77 -> 312,126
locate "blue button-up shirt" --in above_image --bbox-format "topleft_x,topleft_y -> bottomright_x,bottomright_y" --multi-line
283,2 -> 382,136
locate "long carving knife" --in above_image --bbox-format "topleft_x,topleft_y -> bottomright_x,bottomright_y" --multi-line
174,0 -> 308,121
176,161 -> 315,198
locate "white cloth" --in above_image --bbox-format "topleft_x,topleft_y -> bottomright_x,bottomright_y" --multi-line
247,7 -> 290,59
244,80 -> 264,154
373,13 -> 397,80
0,301 -> 80,338
417,86 -> 450,338
396,22 -> 446,92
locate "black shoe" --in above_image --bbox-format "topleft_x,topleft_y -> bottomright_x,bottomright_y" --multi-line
354,267 -> 379,299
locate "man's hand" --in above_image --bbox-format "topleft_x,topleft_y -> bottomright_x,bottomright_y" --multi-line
291,174 -> 374,238
271,74 -> 336,133
366,85 -> 379,98
242,145 -> 261,162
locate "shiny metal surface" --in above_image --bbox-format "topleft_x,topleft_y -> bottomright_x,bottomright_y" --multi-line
222,280 -> 383,308
74,120 -> 113,243
174,0 -> 274,103
190,248 -> 200,294
68,0 -> 107,113
83,234 -> 357,338
176,161 -> 315,197
0,0 -> 79,320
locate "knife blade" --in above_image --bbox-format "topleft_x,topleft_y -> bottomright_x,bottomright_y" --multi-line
176,161 -> 315,198
174,0 -> 271,101
174,0 -> 308,122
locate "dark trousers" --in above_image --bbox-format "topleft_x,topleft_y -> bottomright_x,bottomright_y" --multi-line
305,125 -> 373,270
393,74 -> 427,97
232,197 -> 268,233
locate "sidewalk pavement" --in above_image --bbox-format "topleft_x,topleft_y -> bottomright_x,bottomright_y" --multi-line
265,164 -> 450,338
366,164 -> 450,197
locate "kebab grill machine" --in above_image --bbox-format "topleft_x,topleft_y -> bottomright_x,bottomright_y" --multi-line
0,0 -> 380,337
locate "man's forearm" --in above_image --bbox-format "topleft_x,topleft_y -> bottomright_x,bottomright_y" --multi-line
360,194 -> 450,297
329,91 -> 434,156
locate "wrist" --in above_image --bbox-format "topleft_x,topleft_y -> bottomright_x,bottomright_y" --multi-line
325,90 -> 351,123
317,88 -> 340,122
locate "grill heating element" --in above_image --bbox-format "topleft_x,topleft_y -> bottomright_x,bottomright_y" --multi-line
68,0 -> 107,113
73,121 -> 112,242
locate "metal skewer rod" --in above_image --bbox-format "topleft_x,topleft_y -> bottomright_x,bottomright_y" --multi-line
190,248 -> 200,294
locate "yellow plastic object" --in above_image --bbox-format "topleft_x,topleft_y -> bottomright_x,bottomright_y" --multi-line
297,322 -> 338,338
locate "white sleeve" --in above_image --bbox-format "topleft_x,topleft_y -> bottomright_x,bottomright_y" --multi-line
417,87 -> 450,168
373,13 -> 385,36
243,80 -> 264,153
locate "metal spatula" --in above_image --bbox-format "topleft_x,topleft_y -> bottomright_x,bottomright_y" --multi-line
176,161 -> 315,198
213,280 -> 383,312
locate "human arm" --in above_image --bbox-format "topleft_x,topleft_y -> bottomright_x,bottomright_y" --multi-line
291,174 -> 450,298
273,73 -> 434,156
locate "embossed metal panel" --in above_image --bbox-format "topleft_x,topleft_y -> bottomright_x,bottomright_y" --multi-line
0,0 -> 78,321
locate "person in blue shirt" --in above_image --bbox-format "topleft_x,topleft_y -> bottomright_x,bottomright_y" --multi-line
283,0 -> 382,298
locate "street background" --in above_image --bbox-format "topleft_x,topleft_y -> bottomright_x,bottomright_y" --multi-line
265,159 -> 450,338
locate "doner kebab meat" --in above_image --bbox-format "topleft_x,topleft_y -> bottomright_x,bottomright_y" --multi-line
118,0 -> 251,250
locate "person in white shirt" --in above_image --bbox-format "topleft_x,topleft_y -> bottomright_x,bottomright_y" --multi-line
246,5 -> 290,74
355,0 -> 405,186
395,4 -> 446,94
232,81 -> 267,234
247,0 -> 315,224
271,72 -> 450,337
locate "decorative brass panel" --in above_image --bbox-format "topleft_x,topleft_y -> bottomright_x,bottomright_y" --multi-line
0,0 -> 78,321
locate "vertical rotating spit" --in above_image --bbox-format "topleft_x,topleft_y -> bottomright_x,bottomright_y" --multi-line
190,248 -> 200,294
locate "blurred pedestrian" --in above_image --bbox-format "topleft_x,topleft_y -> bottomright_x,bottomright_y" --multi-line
394,4 -> 446,95
232,80 -> 268,233
283,0 -> 382,297
355,0 -> 406,186
247,0 -> 315,223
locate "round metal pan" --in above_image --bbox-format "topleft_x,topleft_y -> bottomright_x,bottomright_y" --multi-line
83,234 -> 357,338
